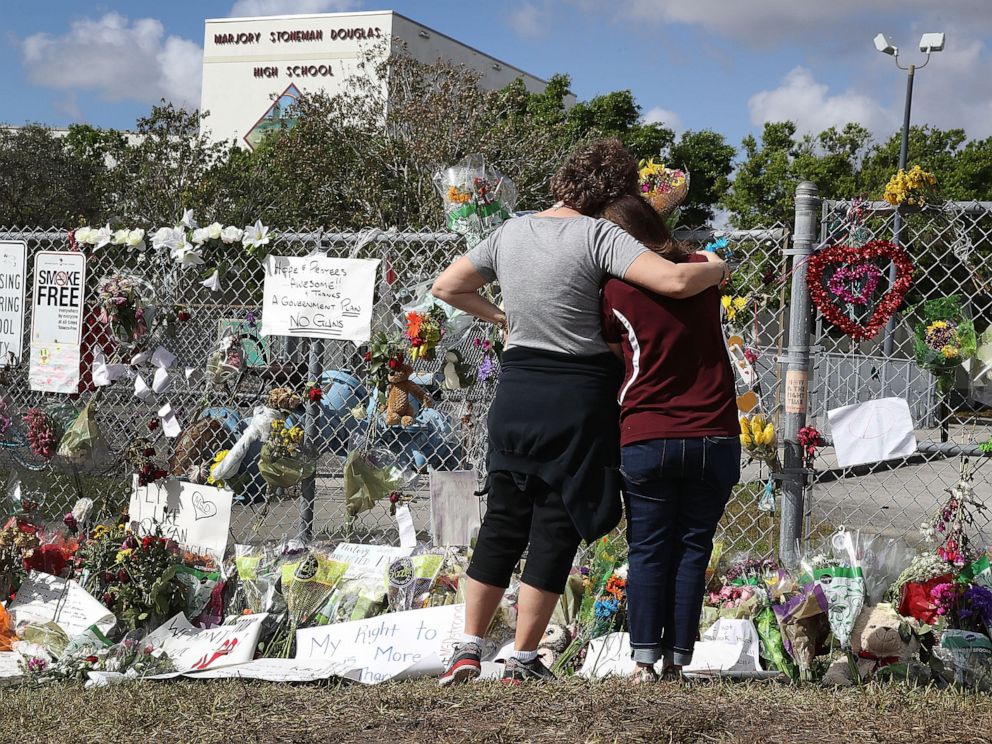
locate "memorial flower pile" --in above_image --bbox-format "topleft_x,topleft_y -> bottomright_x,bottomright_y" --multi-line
884,165 -> 938,207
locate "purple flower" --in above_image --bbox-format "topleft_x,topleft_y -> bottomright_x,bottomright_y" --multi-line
26,657 -> 46,673
246,311 -> 257,329
478,356 -> 496,382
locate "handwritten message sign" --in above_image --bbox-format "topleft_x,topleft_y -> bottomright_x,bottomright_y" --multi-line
8,572 -> 115,638
261,255 -> 379,342
29,251 -> 86,393
129,478 -> 234,558
0,241 -> 26,366
330,543 -> 414,580
182,657 -> 358,682
296,603 -> 465,684
145,613 -> 267,673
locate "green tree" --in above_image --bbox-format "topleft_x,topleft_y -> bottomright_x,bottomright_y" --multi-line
0,125 -> 107,227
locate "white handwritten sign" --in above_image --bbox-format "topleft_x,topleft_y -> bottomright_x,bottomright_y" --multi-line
128,478 -> 233,558
29,250 -> 86,393
330,543 -> 414,580
0,241 -> 26,366
261,255 -> 379,342
296,603 -> 465,684
183,657 -> 359,682
144,612 -> 267,673
8,572 -> 115,638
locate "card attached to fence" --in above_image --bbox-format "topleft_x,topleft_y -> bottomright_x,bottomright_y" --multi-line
128,478 -> 234,558
430,470 -> 481,547
261,255 -> 379,343
827,397 -> 917,468
0,241 -> 26,366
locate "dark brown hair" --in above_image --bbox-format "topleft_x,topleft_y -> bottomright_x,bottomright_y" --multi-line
600,194 -> 691,260
550,138 -> 638,215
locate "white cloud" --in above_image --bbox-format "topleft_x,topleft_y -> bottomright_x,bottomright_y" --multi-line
643,106 -> 681,131
19,13 -> 202,109
229,0 -> 361,16
748,67 -> 894,136
508,3 -> 548,39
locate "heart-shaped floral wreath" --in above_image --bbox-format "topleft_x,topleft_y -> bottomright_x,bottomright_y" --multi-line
806,240 -> 914,341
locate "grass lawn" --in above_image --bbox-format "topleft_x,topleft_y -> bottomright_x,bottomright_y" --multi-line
2,677 -> 990,744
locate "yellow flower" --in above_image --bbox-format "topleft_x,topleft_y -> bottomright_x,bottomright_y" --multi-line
941,344 -> 960,360
115,548 -> 133,563
213,449 -> 229,464
288,426 -> 304,444
732,296 -> 748,312
271,420 -> 284,432
92,525 -> 109,540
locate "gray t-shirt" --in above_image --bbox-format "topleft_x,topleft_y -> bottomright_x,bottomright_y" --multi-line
466,215 -> 648,355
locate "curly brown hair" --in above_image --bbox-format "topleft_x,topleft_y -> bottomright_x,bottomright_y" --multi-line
550,138 -> 639,215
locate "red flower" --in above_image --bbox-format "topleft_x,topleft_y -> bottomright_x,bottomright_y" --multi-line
117,569 -> 129,583
147,418 -> 159,431
177,310 -> 190,322
307,385 -> 323,403
388,359 -> 400,370
388,491 -> 401,504
85,655 -> 98,664
24,544 -> 69,577
364,351 -> 373,362
63,513 -> 78,532
102,593 -> 114,607
141,536 -> 153,549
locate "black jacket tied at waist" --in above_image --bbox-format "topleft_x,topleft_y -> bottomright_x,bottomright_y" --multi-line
483,346 -> 623,542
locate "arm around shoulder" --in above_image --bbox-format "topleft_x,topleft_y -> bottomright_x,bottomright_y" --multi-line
622,251 -> 726,299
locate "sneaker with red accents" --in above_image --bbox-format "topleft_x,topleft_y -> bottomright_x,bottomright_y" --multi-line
500,656 -> 557,685
438,642 -> 482,687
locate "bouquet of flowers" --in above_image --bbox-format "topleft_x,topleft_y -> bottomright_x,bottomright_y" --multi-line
96,273 -> 153,346
364,332 -> 408,398
104,533 -> 187,631
739,413 -> 781,471
55,403 -> 109,469
0,517 -> 41,599
434,154 -> 517,247
405,306 -> 447,363
259,419 -> 315,490
721,294 -> 750,334
913,296 -> 977,391
883,165 -> 938,208
638,158 -> 689,218
22,407 -> 64,460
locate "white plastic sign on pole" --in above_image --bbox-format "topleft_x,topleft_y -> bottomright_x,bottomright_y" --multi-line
0,241 -> 26,366
261,255 -> 379,342
29,250 -> 86,393
296,603 -> 465,684
128,478 -> 234,558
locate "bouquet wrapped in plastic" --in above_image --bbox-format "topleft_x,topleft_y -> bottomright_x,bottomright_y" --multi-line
259,419 -> 314,490
799,529 -> 866,650
638,158 -> 689,220
55,403 -> 109,469
739,413 -> 781,472
96,273 -> 155,348
913,296 -> 977,391
433,154 -> 517,247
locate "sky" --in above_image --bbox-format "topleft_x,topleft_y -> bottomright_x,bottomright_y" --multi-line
3,0 -> 992,149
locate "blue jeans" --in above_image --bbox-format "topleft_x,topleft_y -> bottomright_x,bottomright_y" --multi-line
621,436 -> 741,666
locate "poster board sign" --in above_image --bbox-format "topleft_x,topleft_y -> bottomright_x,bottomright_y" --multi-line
144,613 -> 267,673
128,478 -> 234,558
827,397 -> 917,468
29,250 -> 86,393
0,241 -> 26,366
181,657 -> 358,682
261,255 -> 379,342
330,543 -> 414,580
8,571 -> 115,638
296,603 -> 464,684
430,470 -> 481,547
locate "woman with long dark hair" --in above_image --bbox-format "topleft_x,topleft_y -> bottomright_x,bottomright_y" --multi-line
600,194 -> 741,682
431,139 -> 729,685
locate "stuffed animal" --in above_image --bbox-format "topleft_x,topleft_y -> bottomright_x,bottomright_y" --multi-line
384,363 -> 433,426
822,602 -> 926,686
441,350 -> 474,390
537,622 -> 572,669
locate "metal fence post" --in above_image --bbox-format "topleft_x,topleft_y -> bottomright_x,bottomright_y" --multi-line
299,337 -> 324,541
779,181 -> 820,567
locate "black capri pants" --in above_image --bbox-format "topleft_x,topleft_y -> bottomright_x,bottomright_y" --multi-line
466,471 -> 583,594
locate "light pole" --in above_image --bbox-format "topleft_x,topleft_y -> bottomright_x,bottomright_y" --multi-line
874,32 -> 945,356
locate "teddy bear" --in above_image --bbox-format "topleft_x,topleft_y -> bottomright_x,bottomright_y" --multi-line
822,602 -> 927,686
537,622 -> 573,669
384,363 -> 433,426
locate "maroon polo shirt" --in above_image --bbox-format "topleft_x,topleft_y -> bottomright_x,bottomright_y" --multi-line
601,255 -> 739,447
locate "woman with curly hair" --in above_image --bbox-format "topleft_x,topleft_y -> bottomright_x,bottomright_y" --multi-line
432,138 -> 729,685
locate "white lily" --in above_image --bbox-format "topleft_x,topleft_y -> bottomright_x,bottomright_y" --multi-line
151,226 -> 182,251
191,227 -> 210,245
180,209 -> 198,229
112,228 -> 130,245
200,269 -> 222,292
207,222 -> 223,240
170,239 -> 204,267
126,228 -> 146,250
220,225 -> 243,244
93,225 -> 113,251
242,220 -> 270,249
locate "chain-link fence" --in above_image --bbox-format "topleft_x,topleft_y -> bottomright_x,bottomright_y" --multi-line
798,196 -> 992,550
0,223 -> 789,555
